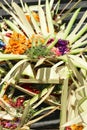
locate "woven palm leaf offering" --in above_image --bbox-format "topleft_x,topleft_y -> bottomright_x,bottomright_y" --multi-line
0,0 -> 87,129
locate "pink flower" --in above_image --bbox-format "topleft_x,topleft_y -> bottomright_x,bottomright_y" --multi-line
51,47 -> 61,56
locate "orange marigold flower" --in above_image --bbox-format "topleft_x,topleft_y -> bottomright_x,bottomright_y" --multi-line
25,11 -> 39,22
3,95 -> 9,103
32,12 -> 39,22
4,32 -> 31,54
70,124 -> 84,130
26,14 -> 31,22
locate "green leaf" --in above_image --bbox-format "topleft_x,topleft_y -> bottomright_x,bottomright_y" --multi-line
47,37 -> 58,50
33,84 -> 55,109
34,58 -> 46,68
33,106 -> 55,118
50,0 -> 54,10
38,5 -> 48,35
60,0 -> 81,21
22,63 -> 35,78
17,99 -> 31,128
1,1 -> 35,37
0,97 -> 17,117
70,48 -> 87,54
36,67 -> 60,83
60,77 -> 69,130
19,0 -> 25,12
53,0 -> 60,15
68,55 -> 87,70
67,11 -> 87,42
0,2 -> 10,14
64,8 -> 81,39
52,61 -> 64,68
67,56 -> 84,86
0,54 -> 27,61
28,85 -> 53,106
58,66 -> 69,80
29,5 -> 44,11
67,91 -> 76,121
25,3 -> 41,34
71,34 -> 87,49
70,24 -> 87,44
46,0 -> 54,34
3,0 -> 12,10
4,19 -> 23,34
78,97 -> 87,111
0,59 -> 28,86
61,110 -> 87,128
12,2 -> 35,37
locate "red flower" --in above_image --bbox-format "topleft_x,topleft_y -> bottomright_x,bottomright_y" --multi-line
65,126 -> 72,130
16,97 -> 25,107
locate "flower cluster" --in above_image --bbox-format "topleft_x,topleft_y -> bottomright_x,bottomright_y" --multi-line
0,0 -> 87,130
0,95 -> 25,129
4,32 -> 31,54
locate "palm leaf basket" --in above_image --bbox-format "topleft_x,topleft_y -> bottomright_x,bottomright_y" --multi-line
0,0 -> 87,129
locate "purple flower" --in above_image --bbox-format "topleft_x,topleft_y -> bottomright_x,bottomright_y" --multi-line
58,39 -> 69,46
56,39 -> 69,55
5,122 -> 12,128
47,38 -> 69,56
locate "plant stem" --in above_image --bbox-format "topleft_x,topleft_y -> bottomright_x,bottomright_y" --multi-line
17,100 -> 31,128
25,106 -> 59,126
60,77 -> 69,130
33,84 -> 55,109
